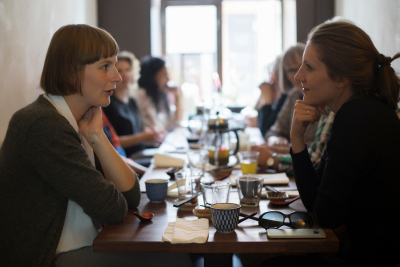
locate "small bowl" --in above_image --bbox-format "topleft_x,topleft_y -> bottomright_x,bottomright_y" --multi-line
193,207 -> 212,219
175,197 -> 198,211
166,167 -> 181,180
266,191 -> 290,200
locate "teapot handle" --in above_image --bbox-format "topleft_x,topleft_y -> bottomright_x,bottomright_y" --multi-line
230,130 -> 240,155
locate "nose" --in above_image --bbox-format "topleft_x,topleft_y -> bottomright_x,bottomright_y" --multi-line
294,65 -> 305,83
112,67 -> 122,84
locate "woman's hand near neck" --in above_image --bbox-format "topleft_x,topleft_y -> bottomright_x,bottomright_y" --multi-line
63,94 -> 136,192
63,94 -> 104,144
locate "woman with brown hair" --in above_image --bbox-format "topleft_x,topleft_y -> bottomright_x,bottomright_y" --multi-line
0,24 -> 191,267
263,20 -> 400,266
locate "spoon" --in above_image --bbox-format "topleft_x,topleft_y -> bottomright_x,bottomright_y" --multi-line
269,196 -> 301,206
133,212 -> 154,222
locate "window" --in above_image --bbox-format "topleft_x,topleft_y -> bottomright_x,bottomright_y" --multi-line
159,0 -> 296,118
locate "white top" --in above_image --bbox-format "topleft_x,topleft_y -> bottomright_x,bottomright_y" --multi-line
44,94 -> 99,254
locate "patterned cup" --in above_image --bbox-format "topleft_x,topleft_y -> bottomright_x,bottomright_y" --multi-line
211,203 -> 241,233
145,179 -> 169,202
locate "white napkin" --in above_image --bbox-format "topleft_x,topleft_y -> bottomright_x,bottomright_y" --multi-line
153,153 -> 185,168
162,218 -> 209,244
229,173 -> 290,185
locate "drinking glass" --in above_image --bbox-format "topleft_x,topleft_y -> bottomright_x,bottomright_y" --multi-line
238,151 -> 259,174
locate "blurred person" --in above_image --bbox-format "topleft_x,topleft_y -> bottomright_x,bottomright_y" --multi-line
103,51 -> 166,159
252,110 -> 334,176
265,43 -> 318,151
251,56 -> 289,137
135,56 -> 183,131
102,112 -> 147,175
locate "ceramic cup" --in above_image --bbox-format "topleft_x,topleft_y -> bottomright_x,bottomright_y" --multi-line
236,176 -> 264,207
211,203 -> 241,233
145,179 -> 169,202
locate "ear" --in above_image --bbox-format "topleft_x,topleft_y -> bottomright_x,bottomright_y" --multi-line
337,76 -> 350,89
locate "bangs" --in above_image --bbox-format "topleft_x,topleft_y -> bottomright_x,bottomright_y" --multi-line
77,26 -> 119,68
40,24 -> 119,96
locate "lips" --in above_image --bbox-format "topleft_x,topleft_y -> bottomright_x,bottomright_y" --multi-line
105,89 -> 114,96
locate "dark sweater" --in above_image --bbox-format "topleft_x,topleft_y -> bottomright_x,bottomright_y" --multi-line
103,96 -> 144,157
0,95 -> 141,267
291,96 -> 400,267
257,93 -> 287,137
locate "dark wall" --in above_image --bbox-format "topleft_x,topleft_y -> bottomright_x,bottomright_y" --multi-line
296,0 -> 334,43
97,0 -> 151,60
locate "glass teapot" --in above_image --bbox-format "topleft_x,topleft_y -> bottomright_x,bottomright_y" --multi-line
205,113 -> 240,166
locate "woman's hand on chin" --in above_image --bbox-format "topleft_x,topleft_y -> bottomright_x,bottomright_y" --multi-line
291,100 -> 328,140
78,107 -> 104,143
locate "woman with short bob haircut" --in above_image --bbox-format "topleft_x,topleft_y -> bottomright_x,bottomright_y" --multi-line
0,24 -> 191,267
263,20 -> 400,266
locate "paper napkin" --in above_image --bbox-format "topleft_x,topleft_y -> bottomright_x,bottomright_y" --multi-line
153,153 -> 185,168
162,218 -> 209,244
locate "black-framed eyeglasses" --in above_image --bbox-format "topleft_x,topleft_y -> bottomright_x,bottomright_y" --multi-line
245,211 -> 313,229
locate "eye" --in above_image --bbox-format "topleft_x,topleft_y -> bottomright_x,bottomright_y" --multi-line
306,64 -> 312,71
101,64 -> 109,70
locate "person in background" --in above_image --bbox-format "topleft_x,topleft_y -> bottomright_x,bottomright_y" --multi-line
103,51 -> 166,159
265,20 -> 400,266
252,56 -> 288,137
102,112 -> 147,175
252,110 -> 334,176
265,43 -> 318,153
0,24 -> 191,267
135,56 -> 183,131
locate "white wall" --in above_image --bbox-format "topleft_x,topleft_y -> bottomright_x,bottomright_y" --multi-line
335,0 -> 400,72
0,0 -> 97,140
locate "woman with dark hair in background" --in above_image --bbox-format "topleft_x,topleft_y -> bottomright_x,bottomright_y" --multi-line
103,51 -> 166,160
135,56 -> 183,131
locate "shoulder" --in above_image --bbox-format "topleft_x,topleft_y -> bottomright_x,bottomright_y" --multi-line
11,95 -> 68,130
135,88 -> 148,99
332,96 -> 400,142
337,97 -> 397,124
134,88 -> 152,107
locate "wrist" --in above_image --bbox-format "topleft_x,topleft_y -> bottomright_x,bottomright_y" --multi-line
86,132 -> 108,149
266,153 -> 277,169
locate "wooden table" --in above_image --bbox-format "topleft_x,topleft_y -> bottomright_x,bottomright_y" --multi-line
93,128 -> 340,266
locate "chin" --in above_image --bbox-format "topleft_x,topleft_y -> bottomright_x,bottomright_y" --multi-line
100,98 -> 111,107
303,96 -> 319,106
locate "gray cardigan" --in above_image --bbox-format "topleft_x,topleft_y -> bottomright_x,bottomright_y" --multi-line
0,95 -> 141,267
